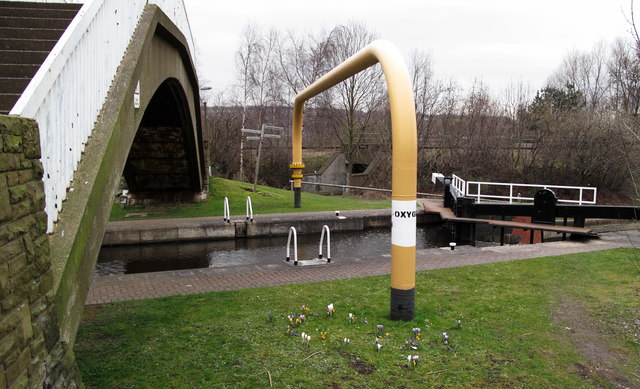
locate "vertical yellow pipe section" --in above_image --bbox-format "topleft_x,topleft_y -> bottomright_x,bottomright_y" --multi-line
290,40 -> 417,320
290,102 -> 305,207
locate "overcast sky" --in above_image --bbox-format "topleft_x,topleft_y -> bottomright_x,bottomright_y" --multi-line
184,0 -> 632,100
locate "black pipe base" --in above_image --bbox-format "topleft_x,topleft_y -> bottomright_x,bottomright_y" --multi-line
390,287 -> 415,321
294,188 -> 301,208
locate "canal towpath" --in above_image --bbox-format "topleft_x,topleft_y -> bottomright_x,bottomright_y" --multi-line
86,223 -> 640,305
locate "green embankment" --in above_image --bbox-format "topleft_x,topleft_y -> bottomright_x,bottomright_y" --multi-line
109,177 -> 390,221
76,248 -> 640,388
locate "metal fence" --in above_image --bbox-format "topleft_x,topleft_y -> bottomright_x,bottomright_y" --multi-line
447,174 -> 597,205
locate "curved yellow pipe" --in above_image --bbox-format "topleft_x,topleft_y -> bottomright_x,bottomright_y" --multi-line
291,40 -> 417,200
290,40 -> 418,316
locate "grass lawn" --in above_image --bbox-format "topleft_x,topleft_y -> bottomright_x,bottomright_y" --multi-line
108,177 -> 390,221
75,248 -> 640,388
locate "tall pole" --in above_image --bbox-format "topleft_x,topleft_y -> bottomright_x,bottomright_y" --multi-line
203,101 -> 209,177
240,70 -> 249,181
252,125 -> 265,191
242,125 -> 281,192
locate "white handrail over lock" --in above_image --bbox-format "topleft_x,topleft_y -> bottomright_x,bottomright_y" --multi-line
286,226 -> 298,266
223,197 -> 230,223
246,196 -> 253,222
318,225 -> 331,263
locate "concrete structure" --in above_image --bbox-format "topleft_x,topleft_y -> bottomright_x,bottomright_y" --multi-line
303,152 -> 348,195
101,209 -> 440,246
0,1 -> 204,386
303,149 -> 385,195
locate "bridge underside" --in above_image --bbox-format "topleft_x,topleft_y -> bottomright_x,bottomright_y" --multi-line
125,78 -> 205,203
47,5 -> 205,345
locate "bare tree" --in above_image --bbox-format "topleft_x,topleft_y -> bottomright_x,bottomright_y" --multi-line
206,93 -> 243,179
235,24 -> 283,185
549,43 -> 610,109
320,22 -> 386,187
609,38 -> 640,116
274,29 -> 333,101
411,50 -> 445,145
613,0 -> 640,201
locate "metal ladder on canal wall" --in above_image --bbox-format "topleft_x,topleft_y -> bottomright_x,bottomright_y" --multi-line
223,196 -> 254,223
286,225 -> 331,266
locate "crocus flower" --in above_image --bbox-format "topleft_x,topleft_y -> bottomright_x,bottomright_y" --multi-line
412,355 -> 419,366
326,303 -> 335,316
377,324 -> 384,331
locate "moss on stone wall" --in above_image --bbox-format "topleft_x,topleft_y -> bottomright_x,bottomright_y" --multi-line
0,115 -> 82,389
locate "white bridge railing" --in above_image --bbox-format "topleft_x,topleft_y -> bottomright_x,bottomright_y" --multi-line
440,173 -> 597,205
451,174 -> 466,198
8,0 -> 195,232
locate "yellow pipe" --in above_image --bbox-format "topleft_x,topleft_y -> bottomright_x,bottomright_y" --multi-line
290,40 -> 418,320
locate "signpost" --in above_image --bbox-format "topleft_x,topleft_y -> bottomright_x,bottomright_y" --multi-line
242,124 -> 282,191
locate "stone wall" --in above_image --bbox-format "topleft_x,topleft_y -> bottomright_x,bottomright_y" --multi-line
0,115 -> 81,389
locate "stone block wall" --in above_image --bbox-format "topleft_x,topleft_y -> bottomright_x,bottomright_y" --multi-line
0,116 -> 82,388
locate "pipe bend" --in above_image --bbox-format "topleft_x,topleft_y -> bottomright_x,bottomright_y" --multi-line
291,39 -> 417,199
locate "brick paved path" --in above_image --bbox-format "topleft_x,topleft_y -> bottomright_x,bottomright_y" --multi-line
85,231 -> 639,305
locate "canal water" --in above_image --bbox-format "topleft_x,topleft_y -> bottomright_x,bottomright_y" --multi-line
95,225 -> 450,276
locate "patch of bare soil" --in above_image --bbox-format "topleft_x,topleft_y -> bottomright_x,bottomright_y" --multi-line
553,296 -> 640,389
340,352 -> 376,375
80,305 -> 104,322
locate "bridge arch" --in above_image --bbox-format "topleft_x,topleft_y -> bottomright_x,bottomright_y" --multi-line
49,5 -> 205,344
125,77 -> 204,201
